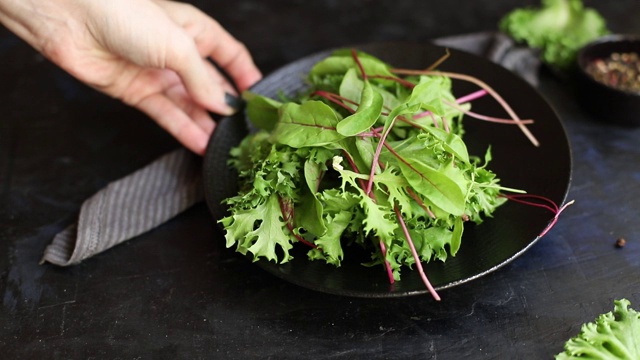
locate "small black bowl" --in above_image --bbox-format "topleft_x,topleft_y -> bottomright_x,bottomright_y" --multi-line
575,34 -> 640,127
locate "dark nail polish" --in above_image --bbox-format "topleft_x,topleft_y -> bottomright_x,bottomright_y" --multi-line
225,93 -> 243,111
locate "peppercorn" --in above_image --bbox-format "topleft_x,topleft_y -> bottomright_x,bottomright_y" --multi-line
615,238 -> 626,248
585,52 -> 640,94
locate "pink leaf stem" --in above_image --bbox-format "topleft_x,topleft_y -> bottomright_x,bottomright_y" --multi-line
379,240 -> 395,284
365,118 -> 396,196
425,48 -> 451,71
539,200 -> 575,237
455,89 -> 488,104
406,188 -> 436,219
341,149 -> 370,195
444,100 -> 535,125
368,75 -> 416,89
351,49 -> 367,80
339,141 -> 396,286
392,69 -> 539,147
442,116 -> 450,133
312,90 -> 357,114
278,196 -> 317,248
499,193 -> 559,213
393,205 -> 441,301
500,194 -> 575,238
429,113 -> 440,129
413,89 -> 488,120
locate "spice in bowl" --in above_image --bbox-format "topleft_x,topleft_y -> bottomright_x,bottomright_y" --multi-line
585,52 -> 640,94
576,35 -> 640,127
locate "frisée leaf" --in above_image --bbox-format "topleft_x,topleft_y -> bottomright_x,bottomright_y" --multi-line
556,299 -> 640,359
499,0 -> 609,69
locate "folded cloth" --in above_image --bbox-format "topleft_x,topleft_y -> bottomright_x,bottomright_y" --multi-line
41,149 -> 203,266
41,31 -> 540,266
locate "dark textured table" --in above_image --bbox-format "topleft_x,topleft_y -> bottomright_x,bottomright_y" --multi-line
2,1 -> 639,358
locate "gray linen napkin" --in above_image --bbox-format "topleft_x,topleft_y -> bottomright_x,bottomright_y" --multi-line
41,149 -> 203,266
40,31 -> 539,266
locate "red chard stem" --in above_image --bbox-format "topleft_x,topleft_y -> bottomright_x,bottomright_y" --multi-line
394,205 -> 441,301
351,49 -> 367,80
379,240 -> 395,284
278,195 -> 317,248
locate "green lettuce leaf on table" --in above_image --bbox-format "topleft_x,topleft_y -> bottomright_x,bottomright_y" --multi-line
499,0 -> 609,69
556,299 -> 640,359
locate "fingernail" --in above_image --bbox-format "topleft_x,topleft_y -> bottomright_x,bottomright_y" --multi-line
225,92 -> 244,112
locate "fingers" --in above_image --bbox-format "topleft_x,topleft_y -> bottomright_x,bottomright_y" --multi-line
116,67 -> 218,155
136,91 -> 215,155
154,0 -> 262,107
162,31 -> 234,115
203,23 -> 262,91
203,59 -> 237,96
164,83 -> 216,135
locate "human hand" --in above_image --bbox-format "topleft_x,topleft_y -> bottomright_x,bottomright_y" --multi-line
0,0 -> 262,154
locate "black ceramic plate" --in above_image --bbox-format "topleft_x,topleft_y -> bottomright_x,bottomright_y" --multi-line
203,42 -> 572,298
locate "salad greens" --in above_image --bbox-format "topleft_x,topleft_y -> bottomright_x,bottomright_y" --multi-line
500,0 -> 609,69
220,49 -> 533,300
556,299 -> 640,359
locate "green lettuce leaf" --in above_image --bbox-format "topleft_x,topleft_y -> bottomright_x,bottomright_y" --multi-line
556,299 -> 640,359
500,0 -> 609,69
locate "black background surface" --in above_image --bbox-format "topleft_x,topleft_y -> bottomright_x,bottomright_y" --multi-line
2,1 -> 639,358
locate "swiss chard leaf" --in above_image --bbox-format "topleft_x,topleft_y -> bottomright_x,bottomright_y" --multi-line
338,68 -> 363,112
271,100 -> 345,148
310,53 -> 394,79
406,76 -> 450,116
243,91 -> 282,132
296,159 -> 327,236
395,151 -> 466,216
336,80 -> 384,136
